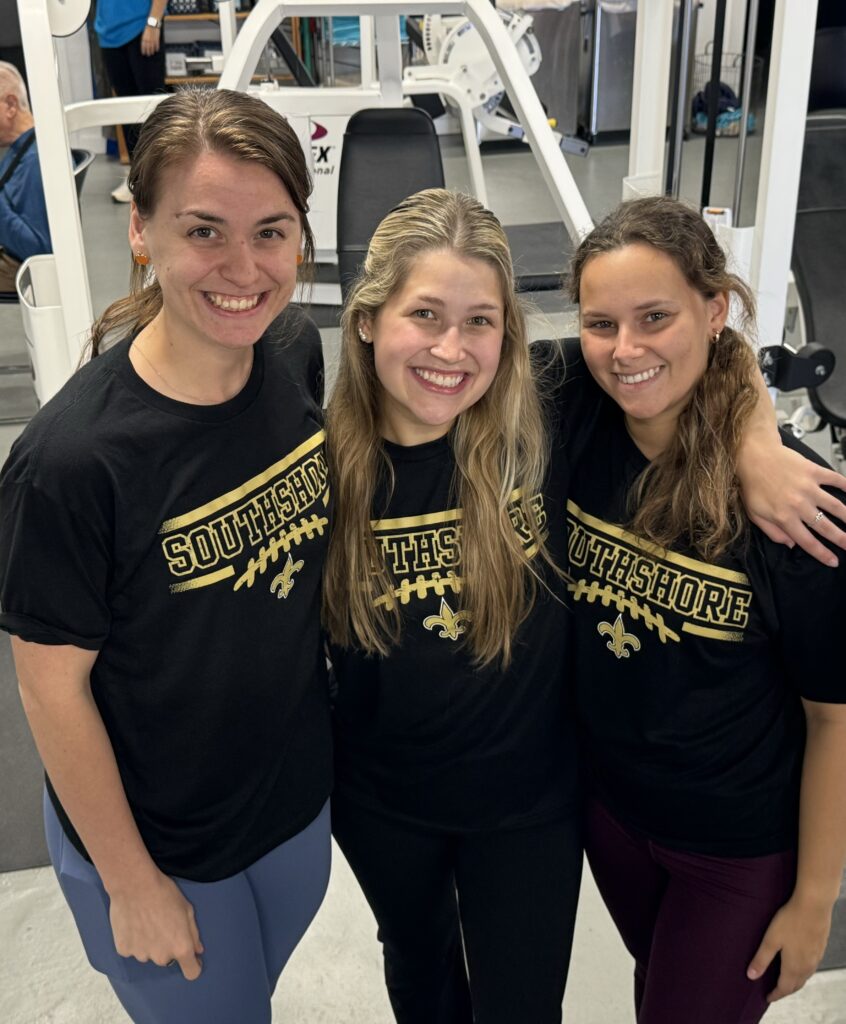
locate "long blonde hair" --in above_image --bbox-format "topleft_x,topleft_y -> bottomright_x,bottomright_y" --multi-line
568,196 -> 759,560
89,88 -> 315,355
324,188 -> 552,668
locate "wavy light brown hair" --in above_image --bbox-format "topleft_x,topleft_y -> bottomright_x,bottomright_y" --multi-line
568,196 -> 759,560
324,188 -> 552,668
90,88 -> 314,355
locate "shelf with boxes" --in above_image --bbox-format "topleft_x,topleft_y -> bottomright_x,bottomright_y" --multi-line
164,10 -> 244,84
163,7 -> 293,86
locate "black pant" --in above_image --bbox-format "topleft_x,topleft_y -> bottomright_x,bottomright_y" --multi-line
332,798 -> 583,1024
100,31 -> 166,156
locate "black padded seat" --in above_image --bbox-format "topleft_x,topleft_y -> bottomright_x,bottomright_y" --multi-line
336,108 -> 445,300
334,109 -> 570,301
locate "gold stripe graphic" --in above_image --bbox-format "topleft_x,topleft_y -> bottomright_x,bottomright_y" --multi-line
160,431 -> 326,534
681,622 -> 745,642
373,488 -> 529,533
169,566 -> 235,593
566,499 -> 750,586
373,508 -> 463,531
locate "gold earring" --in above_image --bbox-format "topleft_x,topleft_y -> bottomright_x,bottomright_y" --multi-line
296,253 -> 304,266
133,251 -> 150,266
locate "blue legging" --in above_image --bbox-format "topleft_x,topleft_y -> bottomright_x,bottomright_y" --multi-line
44,792 -> 331,1024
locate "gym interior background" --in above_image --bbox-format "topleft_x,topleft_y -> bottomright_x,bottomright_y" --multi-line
1,0 -> 845,1020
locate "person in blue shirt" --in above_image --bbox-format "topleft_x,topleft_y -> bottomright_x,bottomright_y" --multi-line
0,62 -> 49,292
0,1 -> 26,89
94,0 -> 167,202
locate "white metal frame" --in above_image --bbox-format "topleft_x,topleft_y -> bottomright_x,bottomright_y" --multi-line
22,0 -> 820,393
749,0 -> 818,349
218,0 -> 592,239
628,0 -> 819,349
625,1 -> 674,199
19,0 -> 99,375
21,0 -> 592,386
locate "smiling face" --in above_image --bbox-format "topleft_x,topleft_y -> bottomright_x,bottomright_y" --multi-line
364,249 -> 505,446
128,150 -> 302,356
578,243 -> 728,457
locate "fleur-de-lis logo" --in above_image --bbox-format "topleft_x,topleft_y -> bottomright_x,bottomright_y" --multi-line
270,554 -> 304,599
597,614 -> 641,659
423,598 -> 470,641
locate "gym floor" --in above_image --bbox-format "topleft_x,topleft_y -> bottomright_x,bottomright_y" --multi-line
1,129 -> 844,1023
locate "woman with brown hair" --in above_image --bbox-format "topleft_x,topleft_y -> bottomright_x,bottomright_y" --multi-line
0,89 -> 332,1023
565,195 -> 846,1024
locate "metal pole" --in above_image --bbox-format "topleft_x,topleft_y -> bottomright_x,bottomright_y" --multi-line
589,3 -> 602,139
19,0 -> 93,374
218,0 -> 238,60
751,0 -> 818,347
628,0 -> 675,186
327,16 -> 335,84
666,0 -> 694,197
701,0 -> 728,208
733,0 -> 761,218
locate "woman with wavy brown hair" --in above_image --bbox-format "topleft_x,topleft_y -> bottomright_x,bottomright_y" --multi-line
565,195 -> 846,1024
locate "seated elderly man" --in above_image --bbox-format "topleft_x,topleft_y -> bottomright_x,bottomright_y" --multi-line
0,62 -> 49,292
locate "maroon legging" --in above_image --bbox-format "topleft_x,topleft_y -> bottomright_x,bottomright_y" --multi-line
585,799 -> 797,1024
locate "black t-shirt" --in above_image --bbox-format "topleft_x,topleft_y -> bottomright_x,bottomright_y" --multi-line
330,427 -> 580,832
0,310 -> 333,881
565,388 -> 846,856
328,339 -> 603,832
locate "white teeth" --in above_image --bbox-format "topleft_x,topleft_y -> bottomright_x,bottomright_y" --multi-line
414,368 -> 465,388
206,292 -> 261,311
617,366 -> 662,385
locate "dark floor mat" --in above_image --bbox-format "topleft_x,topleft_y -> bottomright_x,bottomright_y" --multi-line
505,221 -> 572,289
0,632 -> 49,871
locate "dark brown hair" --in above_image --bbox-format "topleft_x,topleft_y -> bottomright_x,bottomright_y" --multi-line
568,196 -> 759,560
90,88 -> 314,355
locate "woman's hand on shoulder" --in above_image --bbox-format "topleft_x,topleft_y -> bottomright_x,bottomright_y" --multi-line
741,444 -> 846,567
747,894 -> 833,1002
109,869 -> 204,981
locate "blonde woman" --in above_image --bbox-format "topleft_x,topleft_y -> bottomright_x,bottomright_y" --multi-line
565,196 -> 846,1024
324,189 -> 581,1023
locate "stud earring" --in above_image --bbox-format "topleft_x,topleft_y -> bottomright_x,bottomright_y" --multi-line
296,253 -> 304,266
713,331 -> 721,343
358,327 -> 369,343
133,251 -> 150,266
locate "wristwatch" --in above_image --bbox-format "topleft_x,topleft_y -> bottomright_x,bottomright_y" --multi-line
146,16 -> 161,29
